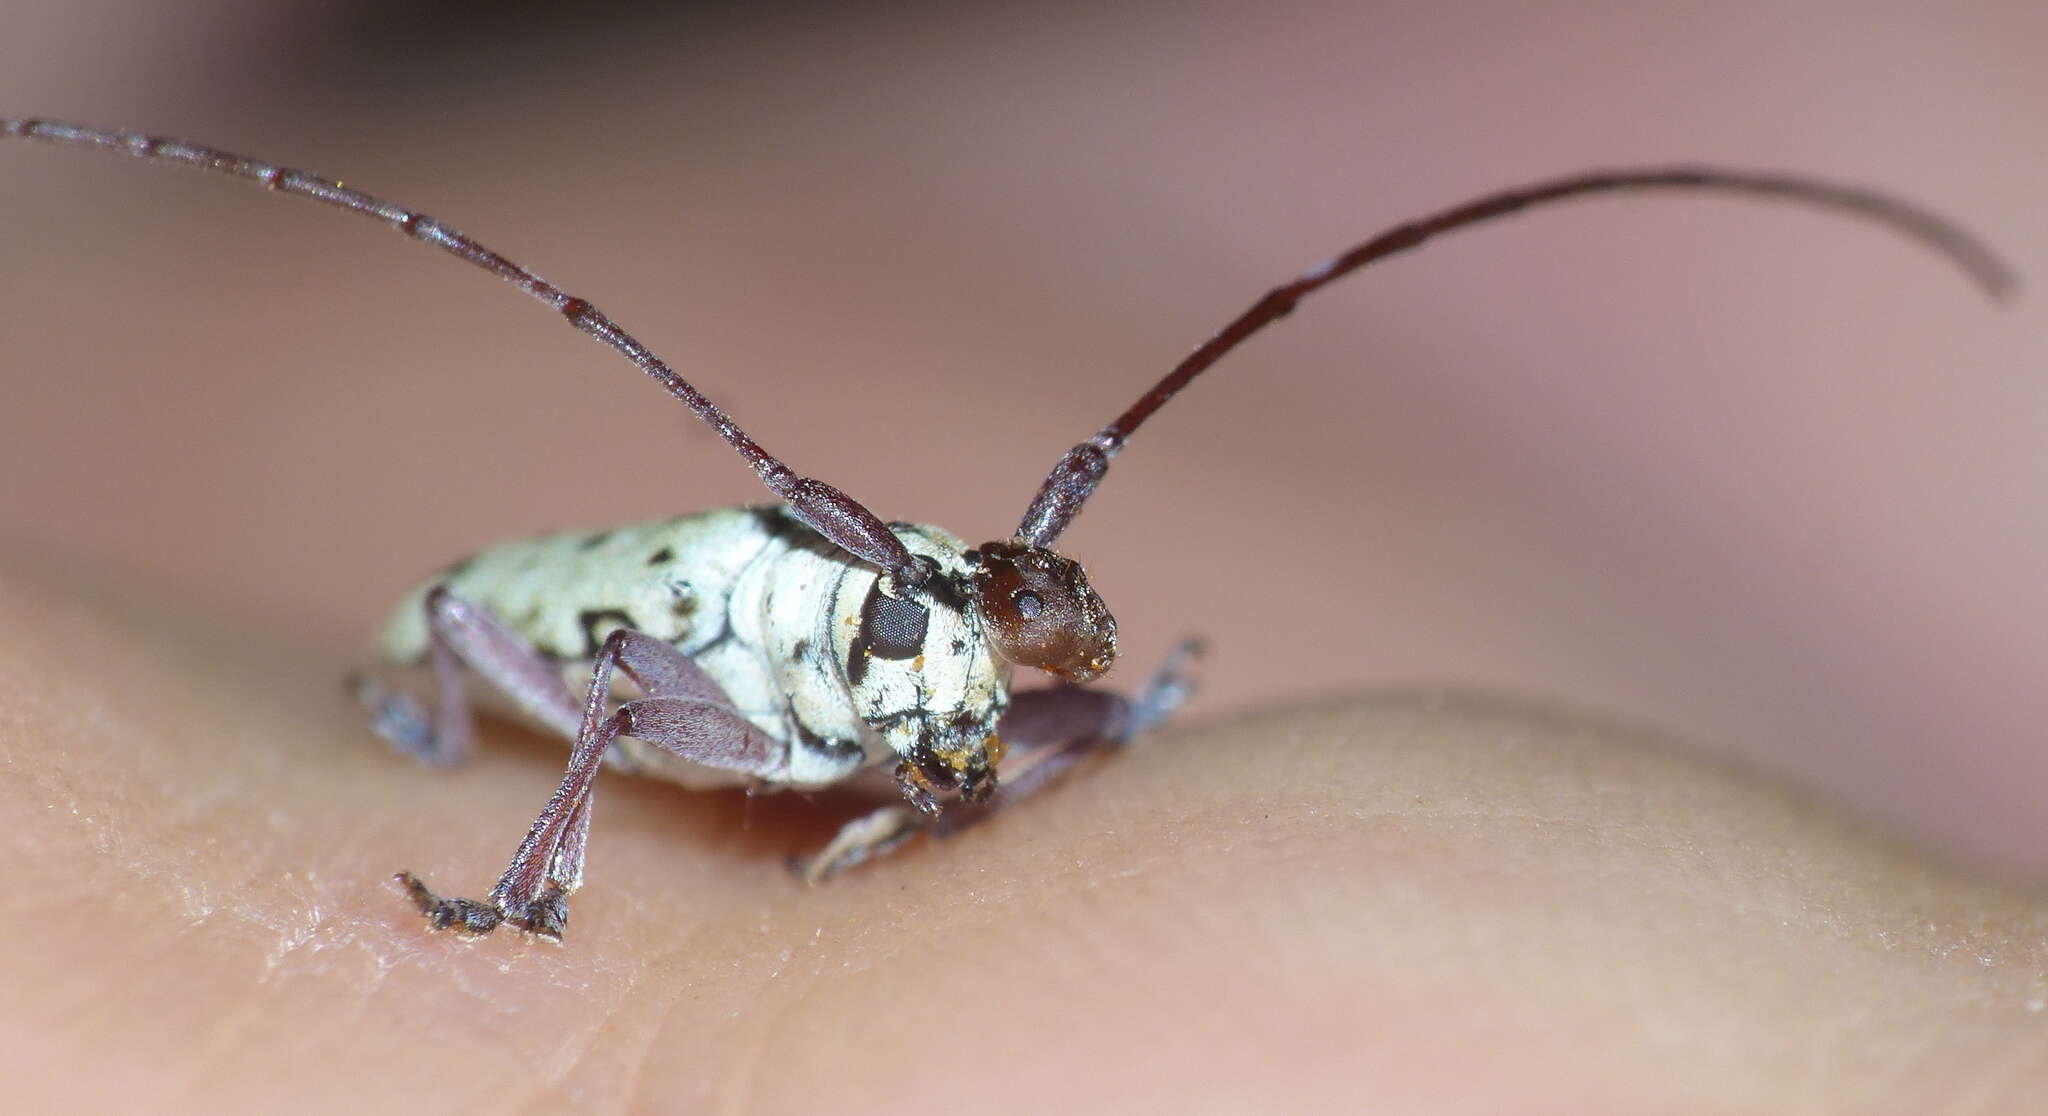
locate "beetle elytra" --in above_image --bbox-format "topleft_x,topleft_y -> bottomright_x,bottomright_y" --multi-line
3,117 -> 2012,940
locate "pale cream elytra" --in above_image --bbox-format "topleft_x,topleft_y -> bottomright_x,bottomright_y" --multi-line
2,117 -> 2011,940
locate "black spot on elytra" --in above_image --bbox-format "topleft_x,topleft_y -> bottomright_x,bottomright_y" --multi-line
647,546 -> 675,566
791,638 -> 810,661
578,530 -> 614,551
578,608 -> 637,658
667,579 -> 698,620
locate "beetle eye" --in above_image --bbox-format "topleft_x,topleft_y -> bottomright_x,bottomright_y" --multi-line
860,583 -> 928,660
1012,589 -> 1044,619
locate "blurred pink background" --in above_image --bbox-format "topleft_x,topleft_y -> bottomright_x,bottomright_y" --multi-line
3,3 -> 2044,870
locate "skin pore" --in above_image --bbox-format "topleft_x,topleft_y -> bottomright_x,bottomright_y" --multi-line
2,556 -> 2043,1113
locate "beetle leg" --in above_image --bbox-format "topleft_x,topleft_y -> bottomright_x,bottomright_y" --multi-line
796,803 -> 923,885
797,638 -> 1202,881
951,635 -> 1202,822
348,614 -> 482,767
398,628 -> 785,940
791,684 -> 1126,884
352,585 -> 585,766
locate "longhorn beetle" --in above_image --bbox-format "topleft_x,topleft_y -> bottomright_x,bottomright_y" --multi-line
3,118 -> 2013,940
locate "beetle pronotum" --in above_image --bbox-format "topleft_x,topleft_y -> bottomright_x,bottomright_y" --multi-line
3,117 -> 2012,940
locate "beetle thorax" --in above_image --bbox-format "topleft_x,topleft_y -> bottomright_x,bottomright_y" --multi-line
833,527 -> 1011,805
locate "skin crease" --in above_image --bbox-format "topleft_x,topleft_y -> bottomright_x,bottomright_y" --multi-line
3,559 -> 2045,1113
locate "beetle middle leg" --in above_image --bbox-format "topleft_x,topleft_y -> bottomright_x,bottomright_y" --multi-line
798,638 -> 1201,882
397,622 -> 783,939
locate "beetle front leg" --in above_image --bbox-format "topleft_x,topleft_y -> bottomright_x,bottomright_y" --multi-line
966,634 -> 1201,817
797,802 -> 924,885
398,629 -> 784,940
798,638 -> 1201,882
794,687 -> 1136,884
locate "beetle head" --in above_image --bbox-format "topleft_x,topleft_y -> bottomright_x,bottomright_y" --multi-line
967,540 -> 1117,682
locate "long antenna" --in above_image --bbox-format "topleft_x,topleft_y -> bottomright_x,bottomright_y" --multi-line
3,117 -> 931,586
1014,166 -> 2016,547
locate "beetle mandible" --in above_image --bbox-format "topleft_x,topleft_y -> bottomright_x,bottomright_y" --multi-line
2,117 -> 2013,940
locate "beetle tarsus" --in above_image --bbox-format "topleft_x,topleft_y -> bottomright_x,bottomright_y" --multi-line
395,871 -> 505,935
1129,635 -> 1204,735
501,886 -> 569,940
352,676 -> 449,766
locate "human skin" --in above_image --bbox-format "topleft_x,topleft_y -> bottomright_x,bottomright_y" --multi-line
3,559 -> 2043,1114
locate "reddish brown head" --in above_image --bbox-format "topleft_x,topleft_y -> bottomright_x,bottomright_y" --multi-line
968,541 -> 1117,682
